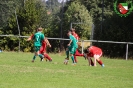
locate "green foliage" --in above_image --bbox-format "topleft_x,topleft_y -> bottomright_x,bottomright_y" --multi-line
0,0 -> 48,52
92,0 -> 133,58
64,1 -> 93,39
1,0 -> 133,58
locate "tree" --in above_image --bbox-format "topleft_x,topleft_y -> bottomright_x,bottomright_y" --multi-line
1,0 -> 48,51
90,0 -> 133,58
63,1 -> 93,39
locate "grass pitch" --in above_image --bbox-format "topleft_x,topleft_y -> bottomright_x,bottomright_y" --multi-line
0,52 -> 133,88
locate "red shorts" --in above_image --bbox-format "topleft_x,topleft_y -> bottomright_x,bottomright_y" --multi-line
39,44 -> 47,54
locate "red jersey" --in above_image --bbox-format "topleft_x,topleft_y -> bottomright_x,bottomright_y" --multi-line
72,32 -> 80,40
87,46 -> 102,57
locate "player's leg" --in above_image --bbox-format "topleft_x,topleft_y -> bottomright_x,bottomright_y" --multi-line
96,59 -> 104,67
64,47 -> 69,65
87,56 -> 90,66
87,56 -> 93,66
44,53 -> 52,62
39,46 -> 45,61
37,46 -> 44,61
70,54 -> 75,64
70,47 -> 77,65
74,55 -> 77,63
32,46 -> 38,62
65,47 -> 69,59
94,54 -> 104,67
75,49 -> 84,56
74,49 -> 78,63
74,49 -> 87,60
32,53 -> 37,62
93,55 -> 97,66
42,45 -> 52,62
90,58 -> 94,66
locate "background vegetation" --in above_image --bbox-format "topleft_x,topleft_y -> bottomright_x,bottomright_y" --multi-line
0,0 -> 133,59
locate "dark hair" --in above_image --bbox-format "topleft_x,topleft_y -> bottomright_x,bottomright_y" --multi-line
84,49 -> 89,53
67,30 -> 71,33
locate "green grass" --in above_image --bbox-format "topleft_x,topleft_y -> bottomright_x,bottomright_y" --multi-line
0,52 -> 133,88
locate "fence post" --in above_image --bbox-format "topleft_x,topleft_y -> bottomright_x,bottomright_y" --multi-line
126,43 -> 128,60
15,9 -> 20,52
81,40 -> 84,54
70,22 -> 72,29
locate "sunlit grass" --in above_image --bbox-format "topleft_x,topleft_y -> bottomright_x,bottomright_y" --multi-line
0,52 -> 133,88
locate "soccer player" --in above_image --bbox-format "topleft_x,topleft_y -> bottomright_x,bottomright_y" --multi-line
27,34 -> 52,62
84,46 -> 104,67
64,30 -> 78,65
27,27 -> 45,62
39,37 -> 52,62
70,28 -> 86,63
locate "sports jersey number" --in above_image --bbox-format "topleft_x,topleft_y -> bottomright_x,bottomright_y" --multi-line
36,35 -> 40,41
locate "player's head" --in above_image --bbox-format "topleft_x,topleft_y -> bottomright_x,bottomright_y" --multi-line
84,46 -> 90,54
70,28 -> 76,35
70,28 -> 75,32
84,49 -> 89,54
67,30 -> 72,36
37,27 -> 43,32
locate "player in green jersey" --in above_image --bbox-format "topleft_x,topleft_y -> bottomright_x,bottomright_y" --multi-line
27,27 -> 45,62
64,30 -> 78,65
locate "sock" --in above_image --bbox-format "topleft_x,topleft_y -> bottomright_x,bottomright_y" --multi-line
38,54 -> 43,59
71,55 -> 75,63
44,53 -> 52,61
97,60 -> 103,66
74,55 -> 78,63
66,50 -> 69,58
33,55 -> 36,60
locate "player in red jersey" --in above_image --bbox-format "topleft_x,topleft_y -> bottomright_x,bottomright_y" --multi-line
39,37 -> 52,62
70,28 -> 86,63
84,46 -> 104,67
27,34 -> 52,62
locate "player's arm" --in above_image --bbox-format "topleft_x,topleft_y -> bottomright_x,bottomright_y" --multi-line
45,37 -> 51,47
87,55 -> 92,66
27,34 -> 34,41
67,39 -> 72,46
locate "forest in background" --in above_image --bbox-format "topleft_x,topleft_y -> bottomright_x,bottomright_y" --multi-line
0,0 -> 133,59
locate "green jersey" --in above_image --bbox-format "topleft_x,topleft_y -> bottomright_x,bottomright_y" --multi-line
33,32 -> 44,46
69,34 -> 78,48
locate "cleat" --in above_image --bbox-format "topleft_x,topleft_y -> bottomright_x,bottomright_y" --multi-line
40,58 -> 44,61
49,59 -> 52,62
32,60 -> 34,62
65,58 -> 69,60
102,64 -> 105,67
72,63 -> 76,66
44,58 -> 47,62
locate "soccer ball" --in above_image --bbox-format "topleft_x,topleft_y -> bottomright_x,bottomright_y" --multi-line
64,59 -> 68,65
